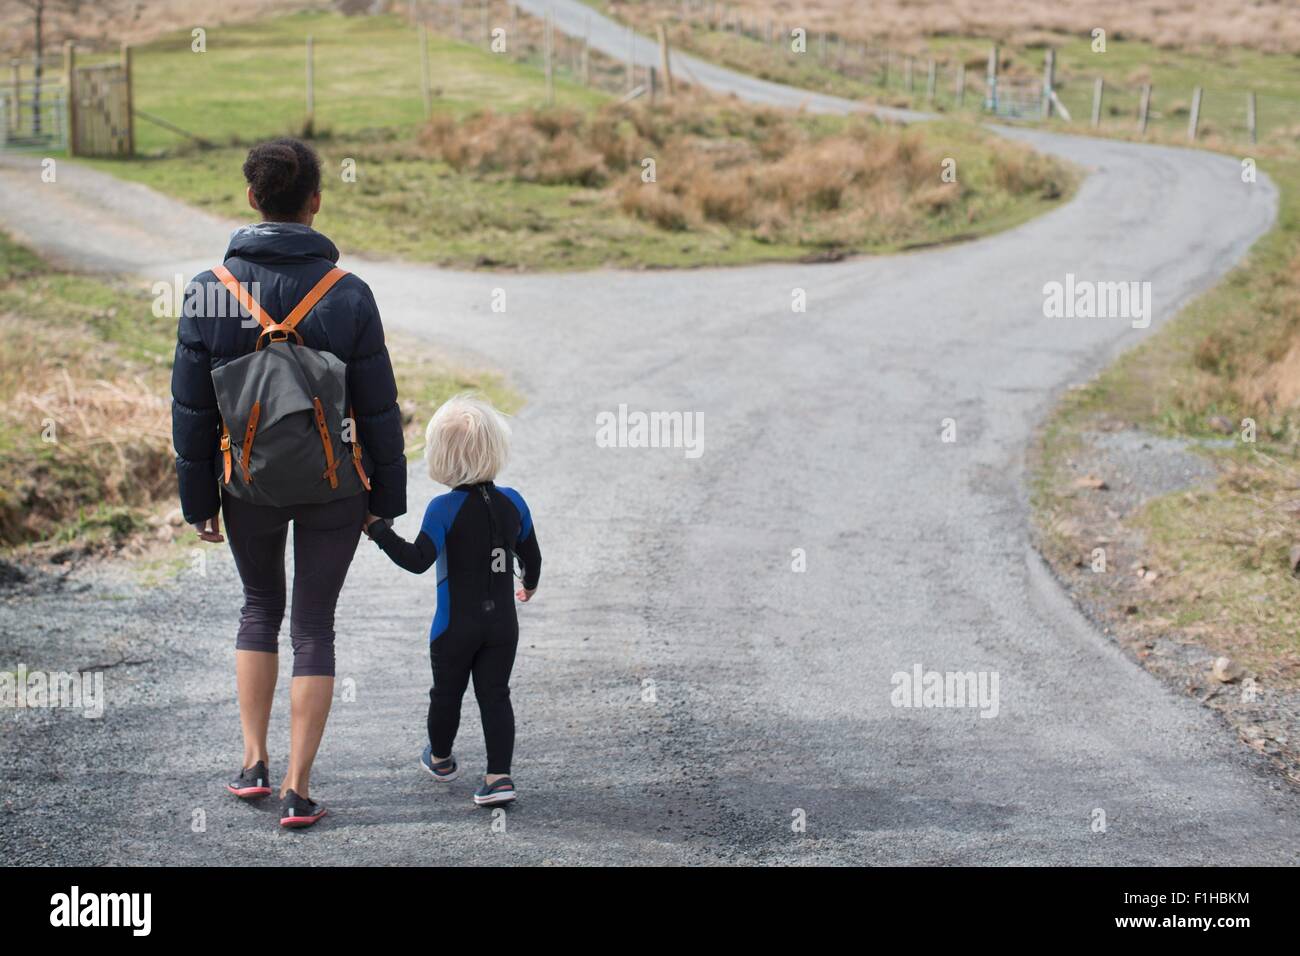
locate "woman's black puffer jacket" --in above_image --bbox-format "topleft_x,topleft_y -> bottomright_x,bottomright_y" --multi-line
171,223 -> 407,524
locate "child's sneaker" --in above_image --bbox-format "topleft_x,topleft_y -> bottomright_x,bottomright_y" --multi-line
473,776 -> 517,806
279,790 -> 327,829
420,744 -> 460,781
226,760 -> 272,799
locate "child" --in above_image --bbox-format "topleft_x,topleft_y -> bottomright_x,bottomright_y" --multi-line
365,395 -> 540,806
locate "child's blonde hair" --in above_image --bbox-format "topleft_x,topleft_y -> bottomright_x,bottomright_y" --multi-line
424,393 -> 511,487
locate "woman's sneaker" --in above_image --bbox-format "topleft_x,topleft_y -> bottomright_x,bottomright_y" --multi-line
226,760 -> 272,799
279,790 -> 326,829
473,777 -> 517,806
420,744 -> 460,781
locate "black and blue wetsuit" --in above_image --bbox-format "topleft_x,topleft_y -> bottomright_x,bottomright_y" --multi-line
367,482 -> 541,775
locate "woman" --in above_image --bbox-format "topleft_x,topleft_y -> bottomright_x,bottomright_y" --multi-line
171,138 -> 405,829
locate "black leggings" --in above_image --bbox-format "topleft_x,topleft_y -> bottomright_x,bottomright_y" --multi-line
428,617 -> 519,775
222,490 -> 367,677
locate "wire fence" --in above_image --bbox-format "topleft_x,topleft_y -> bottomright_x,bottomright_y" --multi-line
593,0 -> 1296,145
412,0 -> 657,102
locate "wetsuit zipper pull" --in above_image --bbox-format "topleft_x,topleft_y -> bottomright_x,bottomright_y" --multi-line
479,485 -> 497,614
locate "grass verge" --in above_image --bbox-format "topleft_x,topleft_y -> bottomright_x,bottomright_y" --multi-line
1030,146 -> 1300,779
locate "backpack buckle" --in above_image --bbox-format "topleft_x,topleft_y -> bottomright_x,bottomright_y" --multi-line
256,324 -> 304,350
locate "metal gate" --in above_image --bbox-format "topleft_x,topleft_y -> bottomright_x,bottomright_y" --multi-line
0,75 -> 68,152
987,79 -> 1047,120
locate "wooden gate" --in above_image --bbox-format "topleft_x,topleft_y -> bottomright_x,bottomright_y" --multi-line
65,42 -> 134,157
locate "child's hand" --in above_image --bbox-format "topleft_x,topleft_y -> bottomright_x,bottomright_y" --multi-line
192,516 -> 224,543
516,587 -> 536,603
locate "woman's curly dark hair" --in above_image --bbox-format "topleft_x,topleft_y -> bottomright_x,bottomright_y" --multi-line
242,138 -> 322,219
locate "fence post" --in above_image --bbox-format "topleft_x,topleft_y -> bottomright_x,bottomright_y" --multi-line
955,63 -> 965,108
304,34 -> 315,136
1137,83 -> 1151,135
1042,48 -> 1055,118
582,14 -> 591,86
648,65 -> 658,104
1247,91 -> 1257,144
657,23 -> 675,97
545,10 -> 554,105
1187,85 -> 1202,141
64,41 -> 76,155
904,56 -> 913,92
1090,76 -> 1103,128
121,43 -> 134,156
419,22 -> 432,118
985,45 -> 998,112
9,59 -> 19,135
880,49 -> 889,87
925,58 -> 936,102
627,24 -> 635,92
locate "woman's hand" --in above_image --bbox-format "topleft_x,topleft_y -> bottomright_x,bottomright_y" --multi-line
516,587 -> 536,603
364,513 -> 382,527
192,516 -> 224,543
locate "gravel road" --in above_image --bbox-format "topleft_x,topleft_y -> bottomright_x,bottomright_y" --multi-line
1,1 -> 1296,865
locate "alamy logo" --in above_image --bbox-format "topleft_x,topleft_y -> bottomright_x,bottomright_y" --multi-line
151,275 -> 263,325
890,664 -> 1000,718
1,664 -> 104,718
49,886 -> 151,936
595,404 -> 704,459
1042,273 -> 1152,329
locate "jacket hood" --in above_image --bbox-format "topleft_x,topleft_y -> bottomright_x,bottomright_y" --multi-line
223,222 -> 340,265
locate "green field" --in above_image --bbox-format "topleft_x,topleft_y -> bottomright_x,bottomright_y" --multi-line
75,10 -> 1073,271
116,10 -> 603,153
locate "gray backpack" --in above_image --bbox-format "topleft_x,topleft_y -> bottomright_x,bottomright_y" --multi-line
208,264 -> 370,507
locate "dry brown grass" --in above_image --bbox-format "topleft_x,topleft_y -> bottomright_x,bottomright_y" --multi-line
0,0 -> 321,54
0,302 -> 175,547
418,97 -> 1068,249
1235,250 -> 1300,414
604,0 -> 1300,56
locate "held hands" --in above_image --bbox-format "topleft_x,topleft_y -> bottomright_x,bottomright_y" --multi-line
192,516 -> 224,543
516,587 -> 536,603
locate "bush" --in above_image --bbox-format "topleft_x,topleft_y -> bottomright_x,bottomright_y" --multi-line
418,99 -> 1070,252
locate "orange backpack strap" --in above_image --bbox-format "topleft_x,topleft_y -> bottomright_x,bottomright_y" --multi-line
348,404 -> 371,491
220,422 -> 233,484
312,397 -> 340,490
239,401 -> 261,483
212,265 -> 273,330
283,267 -> 349,332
